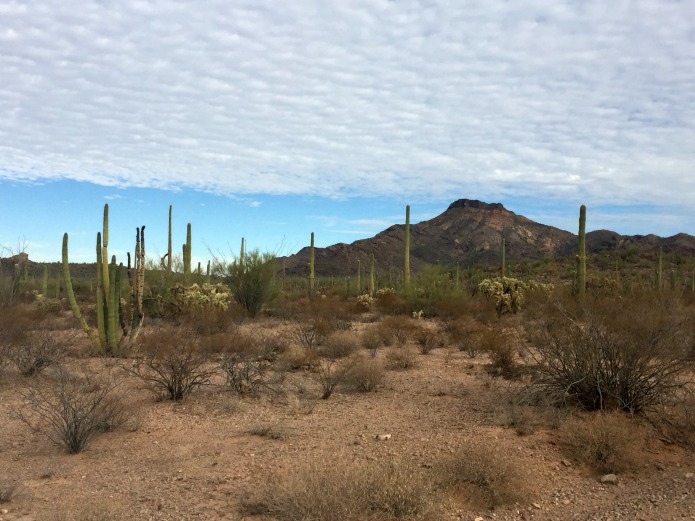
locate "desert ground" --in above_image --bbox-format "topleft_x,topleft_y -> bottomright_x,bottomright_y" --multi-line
1,296 -> 694,521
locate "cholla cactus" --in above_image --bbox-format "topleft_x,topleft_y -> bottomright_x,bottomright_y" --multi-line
171,282 -> 232,313
478,277 -> 553,317
376,287 -> 395,297
356,293 -> 374,310
412,310 -> 424,319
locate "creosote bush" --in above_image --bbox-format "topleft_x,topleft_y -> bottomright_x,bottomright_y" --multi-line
17,367 -> 128,454
7,331 -> 69,377
129,328 -> 215,401
528,297 -> 691,412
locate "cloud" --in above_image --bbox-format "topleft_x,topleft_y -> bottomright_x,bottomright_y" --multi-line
248,201 -> 262,207
0,0 -> 694,213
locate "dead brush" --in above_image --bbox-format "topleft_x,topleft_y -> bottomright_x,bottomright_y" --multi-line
128,327 -> 215,401
560,412 -> 647,473
437,438 -> 533,508
244,454 -> 435,520
7,331 -> 70,377
16,366 -> 129,454
345,354 -> 385,392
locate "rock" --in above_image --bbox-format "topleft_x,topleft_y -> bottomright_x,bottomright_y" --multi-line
376,434 -> 392,441
600,474 -> 618,484
685,472 -> 693,479
561,459 -> 572,467
532,502 -> 542,509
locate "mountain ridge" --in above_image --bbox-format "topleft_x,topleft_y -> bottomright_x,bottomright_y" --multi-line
280,199 -> 695,277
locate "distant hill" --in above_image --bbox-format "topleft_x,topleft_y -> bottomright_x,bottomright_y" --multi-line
279,199 -> 695,277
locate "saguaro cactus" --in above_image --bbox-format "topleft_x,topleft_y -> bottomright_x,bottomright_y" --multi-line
657,247 -> 663,291
183,223 -> 192,282
368,253 -> 375,297
501,236 -> 506,277
167,205 -> 173,273
576,205 -> 587,297
309,232 -> 315,296
240,237 -> 246,273
404,205 -> 411,291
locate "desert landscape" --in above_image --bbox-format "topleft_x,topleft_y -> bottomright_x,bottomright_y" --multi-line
1,201 -> 694,521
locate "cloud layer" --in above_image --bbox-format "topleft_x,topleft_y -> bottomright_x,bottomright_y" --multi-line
1,0 -> 694,209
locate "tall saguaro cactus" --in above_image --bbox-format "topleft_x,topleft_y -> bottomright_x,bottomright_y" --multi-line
404,205 -> 411,292
240,237 -> 246,273
183,223 -> 192,282
501,236 -> 506,277
576,204 -> 587,297
167,205 -> 173,273
657,247 -> 663,291
368,253 -> 375,297
309,232 -> 315,296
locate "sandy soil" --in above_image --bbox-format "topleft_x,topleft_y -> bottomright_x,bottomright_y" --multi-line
0,319 -> 693,521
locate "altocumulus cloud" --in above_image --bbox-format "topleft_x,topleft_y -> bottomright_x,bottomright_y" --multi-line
0,0 -> 694,208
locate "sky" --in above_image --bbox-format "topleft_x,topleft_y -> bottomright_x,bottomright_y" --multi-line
1,0 -> 694,263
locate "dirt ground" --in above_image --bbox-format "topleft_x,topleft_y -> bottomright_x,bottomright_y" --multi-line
0,318 -> 693,521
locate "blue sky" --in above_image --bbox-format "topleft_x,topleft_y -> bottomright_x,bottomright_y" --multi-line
1,0 -> 694,263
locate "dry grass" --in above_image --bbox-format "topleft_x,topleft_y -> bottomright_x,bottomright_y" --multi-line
560,412 -> 648,473
438,438 -> 533,508
40,500 -> 123,521
385,346 -> 419,370
244,454 -> 435,521
320,330 -> 360,359
345,354 -> 385,392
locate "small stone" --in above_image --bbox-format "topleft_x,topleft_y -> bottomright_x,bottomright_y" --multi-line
532,502 -> 542,509
475,517 -> 484,521
600,474 -> 618,484
685,472 -> 693,479
376,434 -> 392,441
561,459 -> 572,467
562,499 -> 570,505
1,509 -> 8,515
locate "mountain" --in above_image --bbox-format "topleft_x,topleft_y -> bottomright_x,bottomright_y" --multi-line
280,199 -> 695,277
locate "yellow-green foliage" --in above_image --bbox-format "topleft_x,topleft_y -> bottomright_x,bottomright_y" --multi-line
171,282 -> 231,313
478,277 -> 552,316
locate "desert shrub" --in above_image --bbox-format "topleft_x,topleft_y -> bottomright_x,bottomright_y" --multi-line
291,320 -> 325,350
221,249 -> 279,317
320,330 -> 360,359
277,346 -> 319,372
528,299 -> 691,412
413,326 -> 441,354
446,319 -> 480,358
17,367 -> 128,454
475,326 -> 519,378
361,326 -> 384,357
377,315 -> 419,346
313,359 -> 351,399
7,331 -> 69,377
385,346 -> 419,370
438,438 -> 532,508
245,455 -> 434,520
220,332 -> 280,394
560,412 -> 646,473
129,328 -> 215,401
345,355 -> 385,392
375,290 -> 410,315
